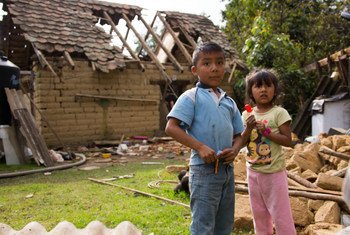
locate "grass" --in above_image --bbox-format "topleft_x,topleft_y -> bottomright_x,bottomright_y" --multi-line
0,158 -> 252,234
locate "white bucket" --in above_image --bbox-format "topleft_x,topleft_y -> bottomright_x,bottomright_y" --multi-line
0,125 -> 21,165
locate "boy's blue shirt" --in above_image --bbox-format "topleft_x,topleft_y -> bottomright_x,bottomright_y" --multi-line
167,85 -> 244,165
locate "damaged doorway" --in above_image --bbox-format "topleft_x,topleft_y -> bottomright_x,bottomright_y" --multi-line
154,80 -> 190,135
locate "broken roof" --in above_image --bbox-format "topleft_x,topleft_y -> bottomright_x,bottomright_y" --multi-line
3,0 -> 247,73
6,0 -> 142,72
160,10 -> 247,71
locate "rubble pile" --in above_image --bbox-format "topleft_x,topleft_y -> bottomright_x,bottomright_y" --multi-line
234,134 -> 350,234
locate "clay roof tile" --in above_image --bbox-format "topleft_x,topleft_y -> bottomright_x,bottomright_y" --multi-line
6,0 -> 142,72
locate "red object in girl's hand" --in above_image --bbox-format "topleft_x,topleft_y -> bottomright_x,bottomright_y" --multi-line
244,104 -> 252,113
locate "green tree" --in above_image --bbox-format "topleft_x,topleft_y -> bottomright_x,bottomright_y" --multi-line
223,0 -> 350,117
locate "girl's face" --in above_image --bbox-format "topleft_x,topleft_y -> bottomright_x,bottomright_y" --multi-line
251,81 -> 275,105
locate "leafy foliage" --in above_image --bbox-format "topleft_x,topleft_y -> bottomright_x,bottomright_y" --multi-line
223,0 -> 350,116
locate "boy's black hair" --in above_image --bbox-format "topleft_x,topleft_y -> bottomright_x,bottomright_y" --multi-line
245,68 -> 280,104
192,42 -> 225,66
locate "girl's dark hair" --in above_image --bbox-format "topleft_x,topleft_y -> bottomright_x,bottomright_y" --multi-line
192,42 -> 225,66
245,68 -> 280,104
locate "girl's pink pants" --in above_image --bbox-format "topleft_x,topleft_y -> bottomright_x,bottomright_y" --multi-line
247,168 -> 296,235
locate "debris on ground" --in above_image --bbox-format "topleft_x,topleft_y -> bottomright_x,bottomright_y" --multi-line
234,133 -> 350,234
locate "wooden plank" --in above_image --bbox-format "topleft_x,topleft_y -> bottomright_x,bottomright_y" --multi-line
15,109 -> 43,166
138,15 -> 184,73
138,14 -> 158,56
103,11 -> 145,72
122,13 -> 166,72
5,88 -> 54,167
75,93 -> 159,104
121,27 -> 130,52
178,26 -> 197,49
156,12 -> 193,64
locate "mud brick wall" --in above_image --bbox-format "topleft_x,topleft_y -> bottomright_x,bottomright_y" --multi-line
32,59 -> 235,147
32,59 -> 199,147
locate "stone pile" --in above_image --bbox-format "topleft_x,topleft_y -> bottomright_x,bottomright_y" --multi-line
233,134 -> 350,235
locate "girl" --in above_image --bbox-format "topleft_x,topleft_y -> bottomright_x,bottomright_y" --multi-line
241,68 -> 296,235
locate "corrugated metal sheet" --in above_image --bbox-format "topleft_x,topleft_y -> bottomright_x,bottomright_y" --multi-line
0,220 -> 143,235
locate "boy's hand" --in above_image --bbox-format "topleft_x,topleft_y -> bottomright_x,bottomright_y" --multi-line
218,147 -> 239,164
197,145 -> 217,164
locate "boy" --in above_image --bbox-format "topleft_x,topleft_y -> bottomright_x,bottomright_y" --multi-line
165,42 -> 244,235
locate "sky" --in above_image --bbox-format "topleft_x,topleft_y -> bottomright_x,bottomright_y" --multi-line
106,0 -> 228,27
0,3 -> 7,21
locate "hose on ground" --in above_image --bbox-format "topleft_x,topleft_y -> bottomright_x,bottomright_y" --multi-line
0,153 -> 86,179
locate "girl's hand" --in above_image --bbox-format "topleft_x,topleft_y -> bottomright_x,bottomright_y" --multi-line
218,147 -> 239,164
197,145 -> 217,164
256,121 -> 263,133
256,120 -> 268,135
245,115 -> 256,131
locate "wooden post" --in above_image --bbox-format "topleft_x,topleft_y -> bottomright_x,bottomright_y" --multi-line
228,62 -> 237,83
89,178 -> 190,208
156,12 -> 193,64
319,146 -> 350,161
287,171 -> 318,189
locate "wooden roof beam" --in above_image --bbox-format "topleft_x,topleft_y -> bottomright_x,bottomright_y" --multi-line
178,26 -> 197,49
103,11 -> 145,72
335,57 -> 349,87
64,51 -> 75,69
138,15 -> 184,73
91,61 -> 96,71
121,13 -> 167,72
156,12 -> 193,65
121,27 -> 130,52
303,47 -> 350,72
31,43 -> 62,82
138,14 -> 158,56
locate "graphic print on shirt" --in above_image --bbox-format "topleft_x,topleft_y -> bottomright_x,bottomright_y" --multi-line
246,127 -> 272,164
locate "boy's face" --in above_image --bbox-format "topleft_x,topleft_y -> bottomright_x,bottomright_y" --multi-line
191,51 -> 225,89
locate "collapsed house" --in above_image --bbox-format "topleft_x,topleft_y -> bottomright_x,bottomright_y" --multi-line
292,46 -> 350,139
0,0 -> 247,148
